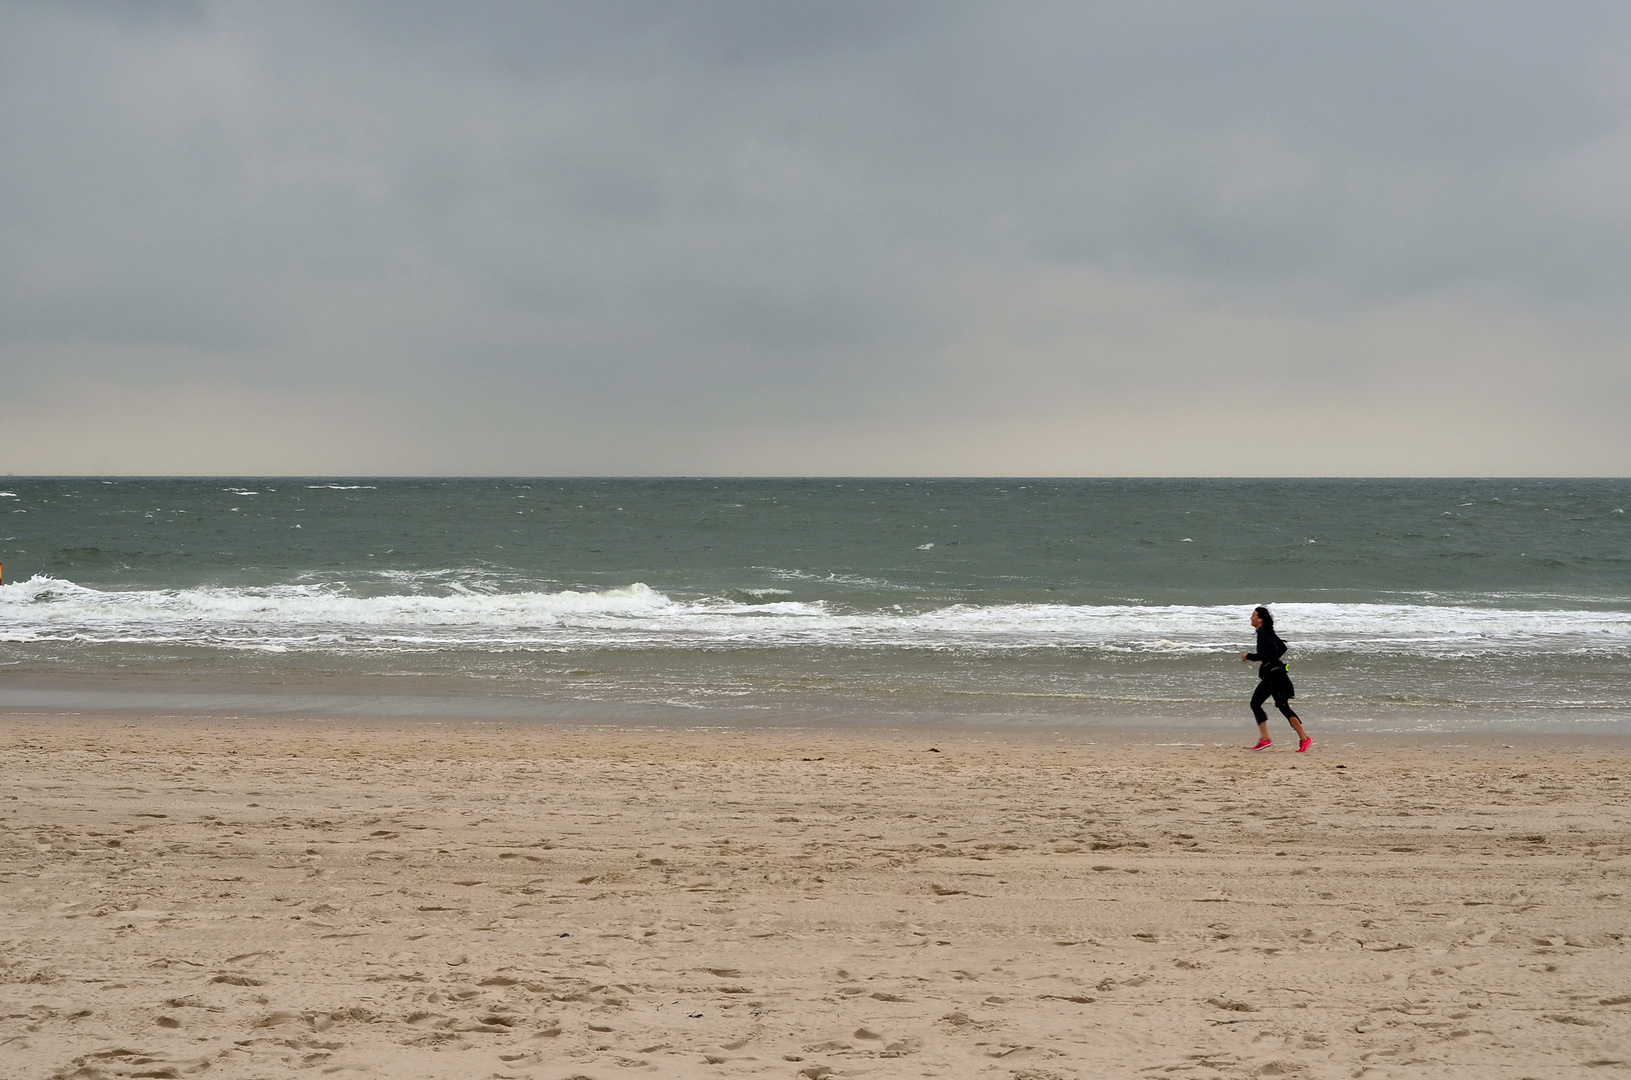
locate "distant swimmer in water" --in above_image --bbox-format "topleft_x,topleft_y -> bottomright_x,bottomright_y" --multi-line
1241,605 -> 1310,752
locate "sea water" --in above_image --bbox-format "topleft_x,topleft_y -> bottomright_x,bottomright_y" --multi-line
0,478 -> 1627,730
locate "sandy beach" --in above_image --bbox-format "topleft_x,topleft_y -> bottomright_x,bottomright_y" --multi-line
3,716 -> 1629,1079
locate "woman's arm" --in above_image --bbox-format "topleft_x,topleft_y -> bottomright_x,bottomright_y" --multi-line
1245,628 -> 1265,662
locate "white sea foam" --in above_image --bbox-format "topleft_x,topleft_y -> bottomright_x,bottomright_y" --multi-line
0,576 -> 1626,657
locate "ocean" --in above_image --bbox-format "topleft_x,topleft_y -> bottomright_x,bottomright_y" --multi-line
1,477 -> 1627,731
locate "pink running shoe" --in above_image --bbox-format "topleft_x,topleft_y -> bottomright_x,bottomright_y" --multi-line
1251,738 -> 1272,750
1297,736 -> 1312,753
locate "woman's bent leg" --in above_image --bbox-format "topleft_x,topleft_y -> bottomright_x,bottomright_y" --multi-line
1273,690 -> 1310,742
1249,681 -> 1275,745
1250,681 -> 1272,724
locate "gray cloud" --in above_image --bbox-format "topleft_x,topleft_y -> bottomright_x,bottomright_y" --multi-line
2,0 -> 1629,474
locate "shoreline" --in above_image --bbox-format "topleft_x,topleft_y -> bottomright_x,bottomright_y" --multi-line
4,714 -> 1630,1078
7,706 -> 1631,742
5,674 -> 1631,735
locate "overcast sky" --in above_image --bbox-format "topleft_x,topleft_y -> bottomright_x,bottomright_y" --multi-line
2,1 -> 1629,475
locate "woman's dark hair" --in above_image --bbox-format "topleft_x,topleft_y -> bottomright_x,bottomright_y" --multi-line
1253,605 -> 1274,628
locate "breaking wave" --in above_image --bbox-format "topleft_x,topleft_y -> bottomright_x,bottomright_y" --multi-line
1,575 -> 1626,657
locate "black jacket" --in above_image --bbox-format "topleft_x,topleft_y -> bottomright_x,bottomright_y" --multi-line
1246,626 -> 1288,679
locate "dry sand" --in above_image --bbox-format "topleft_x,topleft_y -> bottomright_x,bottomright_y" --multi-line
3,715 -> 1629,1079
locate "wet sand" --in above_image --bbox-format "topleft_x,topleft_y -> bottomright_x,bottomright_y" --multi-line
3,715 -> 1629,1079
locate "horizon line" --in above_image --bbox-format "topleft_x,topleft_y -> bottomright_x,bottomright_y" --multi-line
2,474 -> 1628,483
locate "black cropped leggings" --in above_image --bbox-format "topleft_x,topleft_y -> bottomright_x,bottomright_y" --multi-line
1250,673 -> 1298,724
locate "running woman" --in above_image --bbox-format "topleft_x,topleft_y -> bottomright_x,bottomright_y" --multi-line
1241,605 -> 1311,752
